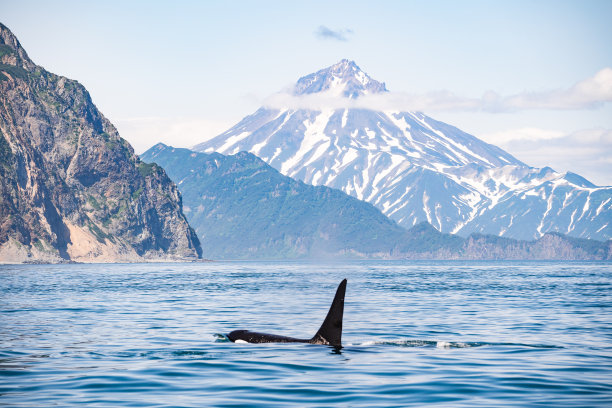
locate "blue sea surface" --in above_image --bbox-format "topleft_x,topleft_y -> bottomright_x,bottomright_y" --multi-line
1,261 -> 611,407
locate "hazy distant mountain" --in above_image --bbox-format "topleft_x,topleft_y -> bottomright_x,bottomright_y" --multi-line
0,23 -> 201,263
194,59 -> 612,241
142,144 -> 611,260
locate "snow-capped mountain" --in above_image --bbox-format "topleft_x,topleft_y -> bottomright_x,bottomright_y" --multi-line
294,58 -> 388,98
194,60 -> 612,241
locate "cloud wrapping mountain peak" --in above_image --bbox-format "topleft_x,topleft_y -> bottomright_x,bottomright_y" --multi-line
195,61 -> 612,241
293,59 -> 388,99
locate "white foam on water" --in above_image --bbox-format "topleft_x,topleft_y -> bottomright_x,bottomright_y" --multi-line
357,340 -> 378,346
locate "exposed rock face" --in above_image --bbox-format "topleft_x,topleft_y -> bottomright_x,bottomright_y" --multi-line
0,23 -> 202,263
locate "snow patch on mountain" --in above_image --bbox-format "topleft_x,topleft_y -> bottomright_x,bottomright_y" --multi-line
194,60 -> 612,241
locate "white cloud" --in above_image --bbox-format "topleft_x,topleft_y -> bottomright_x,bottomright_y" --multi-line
502,67 -> 612,110
262,68 -> 612,113
261,89 -> 478,112
482,127 -> 612,186
480,127 -> 565,144
113,117 -> 233,154
315,25 -> 353,41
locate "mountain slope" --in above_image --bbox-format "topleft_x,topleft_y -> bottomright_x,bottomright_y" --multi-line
194,60 -> 612,241
142,144 -> 610,260
141,143 -> 465,259
0,23 -> 202,263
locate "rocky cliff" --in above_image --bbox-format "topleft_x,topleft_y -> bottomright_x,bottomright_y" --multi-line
0,23 -> 202,263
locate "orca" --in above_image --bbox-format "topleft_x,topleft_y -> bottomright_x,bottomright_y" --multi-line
227,279 -> 347,348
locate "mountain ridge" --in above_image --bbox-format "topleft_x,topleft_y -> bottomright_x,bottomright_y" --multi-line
141,143 -> 433,259
143,143 -> 611,260
194,60 -> 612,241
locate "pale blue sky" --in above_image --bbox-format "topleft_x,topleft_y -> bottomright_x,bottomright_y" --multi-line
1,0 -> 611,184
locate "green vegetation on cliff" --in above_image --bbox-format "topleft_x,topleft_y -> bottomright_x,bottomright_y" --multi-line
0,23 -> 202,262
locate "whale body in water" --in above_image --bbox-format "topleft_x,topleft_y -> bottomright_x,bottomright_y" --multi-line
227,279 -> 347,348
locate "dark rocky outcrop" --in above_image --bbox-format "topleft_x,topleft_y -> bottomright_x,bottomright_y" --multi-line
0,23 -> 201,263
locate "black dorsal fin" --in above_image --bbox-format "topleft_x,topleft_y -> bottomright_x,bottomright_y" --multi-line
310,279 -> 347,347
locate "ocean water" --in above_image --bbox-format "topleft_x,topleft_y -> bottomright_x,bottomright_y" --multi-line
1,261 -> 611,407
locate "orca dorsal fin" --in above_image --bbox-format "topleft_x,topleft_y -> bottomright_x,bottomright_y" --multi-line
310,279 -> 346,347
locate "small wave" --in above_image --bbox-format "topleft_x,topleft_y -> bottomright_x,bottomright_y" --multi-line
349,339 -> 562,349
213,333 -> 230,342
354,339 -> 439,347
171,350 -> 210,357
350,339 -> 470,348
436,341 -> 471,349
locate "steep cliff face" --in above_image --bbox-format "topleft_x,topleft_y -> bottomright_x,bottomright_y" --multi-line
0,23 -> 202,263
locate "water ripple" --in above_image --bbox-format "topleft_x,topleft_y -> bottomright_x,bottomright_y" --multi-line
1,261 -> 611,407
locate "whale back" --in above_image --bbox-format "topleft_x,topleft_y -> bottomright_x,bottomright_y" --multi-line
227,279 -> 347,347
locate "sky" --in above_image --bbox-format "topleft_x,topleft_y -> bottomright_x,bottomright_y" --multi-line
1,0 -> 611,185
